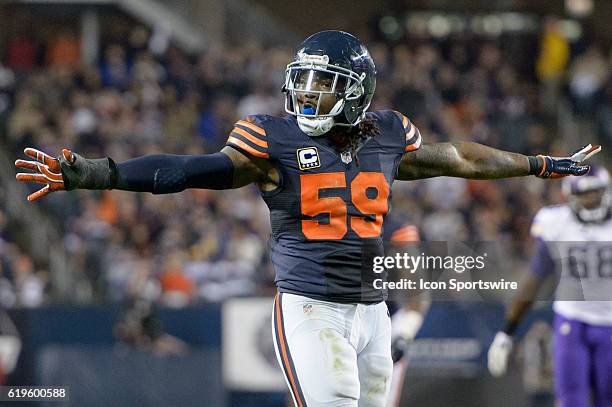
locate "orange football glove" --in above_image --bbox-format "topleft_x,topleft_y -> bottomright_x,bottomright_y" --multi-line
15,148 -> 75,202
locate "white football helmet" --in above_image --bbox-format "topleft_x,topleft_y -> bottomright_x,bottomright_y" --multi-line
562,165 -> 611,223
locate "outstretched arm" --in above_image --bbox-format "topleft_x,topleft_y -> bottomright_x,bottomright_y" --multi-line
111,146 -> 275,192
499,273 -> 544,337
397,142 -> 601,180
488,236 -> 557,377
15,146 -> 278,201
486,273 -> 543,377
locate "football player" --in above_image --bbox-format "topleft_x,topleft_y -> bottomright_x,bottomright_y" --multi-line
382,217 -> 429,407
488,166 -> 612,407
387,298 -> 429,407
16,31 -> 600,407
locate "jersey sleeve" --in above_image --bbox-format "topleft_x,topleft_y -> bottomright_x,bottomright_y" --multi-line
529,207 -> 557,241
530,237 -> 556,278
529,207 -> 559,278
393,111 -> 422,152
225,116 -> 269,159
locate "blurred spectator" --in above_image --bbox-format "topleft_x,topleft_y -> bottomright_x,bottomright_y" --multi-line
596,80 -> 612,147
236,83 -> 281,118
536,17 -> 570,113
100,44 -> 130,89
47,30 -> 80,68
5,34 -> 39,71
114,302 -> 188,356
422,209 -> 468,241
13,255 -> 46,308
568,45 -> 609,115
159,253 -> 194,308
0,311 -> 21,384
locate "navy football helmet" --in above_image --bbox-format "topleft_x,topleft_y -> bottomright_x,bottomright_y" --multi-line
562,165 -> 611,222
283,30 -> 377,136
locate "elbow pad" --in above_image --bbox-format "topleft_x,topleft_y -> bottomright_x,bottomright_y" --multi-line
153,167 -> 189,194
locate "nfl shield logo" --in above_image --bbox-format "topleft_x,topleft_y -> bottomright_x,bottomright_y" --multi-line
340,150 -> 352,164
303,304 -> 313,315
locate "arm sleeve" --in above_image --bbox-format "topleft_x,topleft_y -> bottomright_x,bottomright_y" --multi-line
393,111 -> 422,152
225,117 -> 270,159
114,152 -> 234,193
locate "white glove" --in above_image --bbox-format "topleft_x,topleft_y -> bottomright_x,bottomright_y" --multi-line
0,336 -> 21,374
487,331 -> 513,377
391,309 -> 424,363
391,309 -> 424,342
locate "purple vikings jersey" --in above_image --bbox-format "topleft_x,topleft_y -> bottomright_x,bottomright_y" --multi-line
226,111 -> 422,303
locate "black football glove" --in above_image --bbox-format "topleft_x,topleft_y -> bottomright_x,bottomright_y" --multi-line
391,336 -> 410,363
532,144 -> 601,178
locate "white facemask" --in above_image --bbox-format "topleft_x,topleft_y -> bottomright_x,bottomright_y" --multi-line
572,190 -> 611,223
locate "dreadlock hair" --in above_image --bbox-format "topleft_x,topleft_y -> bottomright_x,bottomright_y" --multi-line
343,117 -> 381,166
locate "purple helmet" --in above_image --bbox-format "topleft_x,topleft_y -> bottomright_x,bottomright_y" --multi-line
562,165 -> 610,222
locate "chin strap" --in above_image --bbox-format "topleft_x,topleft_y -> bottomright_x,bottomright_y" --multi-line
297,116 -> 335,137
571,191 -> 611,223
296,97 -> 354,137
296,107 -> 367,138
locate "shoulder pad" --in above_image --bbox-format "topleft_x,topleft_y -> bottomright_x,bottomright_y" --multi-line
531,205 -> 570,240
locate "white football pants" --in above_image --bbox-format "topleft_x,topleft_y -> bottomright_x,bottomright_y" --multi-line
272,292 -> 393,407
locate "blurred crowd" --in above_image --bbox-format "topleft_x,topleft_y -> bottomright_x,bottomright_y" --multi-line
0,200 -> 47,309
1,17 -> 611,307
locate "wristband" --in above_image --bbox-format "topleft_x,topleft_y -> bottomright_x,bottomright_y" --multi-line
59,154 -> 117,190
527,156 -> 544,176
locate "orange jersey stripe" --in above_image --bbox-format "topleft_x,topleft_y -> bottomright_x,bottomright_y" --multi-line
227,136 -> 270,158
391,230 -> 420,242
231,127 -> 268,148
393,111 -> 409,129
537,155 -> 547,177
406,127 -> 422,151
393,110 -> 409,128
406,133 -> 422,152
237,120 -> 266,136
275,294 -> 304,407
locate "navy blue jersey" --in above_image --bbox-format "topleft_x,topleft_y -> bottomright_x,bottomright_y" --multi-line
226,111 -> 422,303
